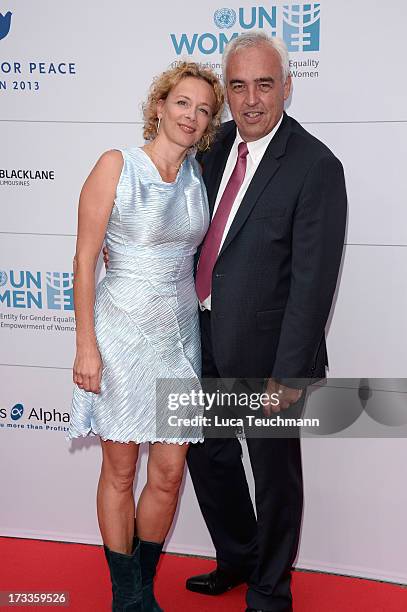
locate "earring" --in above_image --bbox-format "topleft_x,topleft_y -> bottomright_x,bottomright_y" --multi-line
157,116 -> 161,133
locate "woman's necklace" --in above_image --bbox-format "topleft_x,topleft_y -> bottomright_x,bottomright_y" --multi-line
145,144 -> 185,171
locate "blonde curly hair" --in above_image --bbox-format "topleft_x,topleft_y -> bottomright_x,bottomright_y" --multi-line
143,62 -> 224,152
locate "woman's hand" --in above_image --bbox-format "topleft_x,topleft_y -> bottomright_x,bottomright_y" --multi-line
73,345 -> 103,393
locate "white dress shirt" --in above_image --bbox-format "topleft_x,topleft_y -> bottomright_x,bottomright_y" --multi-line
200,114 -> 283,310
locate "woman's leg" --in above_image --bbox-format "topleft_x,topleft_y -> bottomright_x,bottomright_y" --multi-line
97,439 -> 140,553
136,442 -> 189,610
97,439 -> 142,610
136,442 -> 188,542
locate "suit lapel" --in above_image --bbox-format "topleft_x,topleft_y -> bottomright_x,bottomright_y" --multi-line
219,113 -> 291,257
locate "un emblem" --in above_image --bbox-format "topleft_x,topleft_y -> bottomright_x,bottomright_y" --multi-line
0,270 -> 8,287
213,8 -> 237,29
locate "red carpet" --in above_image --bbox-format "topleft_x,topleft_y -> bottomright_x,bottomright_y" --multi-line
0,538 -> 406,611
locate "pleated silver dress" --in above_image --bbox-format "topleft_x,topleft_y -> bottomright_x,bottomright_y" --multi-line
68,147 -> 209,443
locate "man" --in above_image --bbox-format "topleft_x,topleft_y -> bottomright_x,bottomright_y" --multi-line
186,33 -> 347,612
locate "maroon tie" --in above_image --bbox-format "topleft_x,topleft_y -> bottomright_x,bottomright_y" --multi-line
196,142 -> 249,303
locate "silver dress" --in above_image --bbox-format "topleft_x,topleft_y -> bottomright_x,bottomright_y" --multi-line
68,148 -> 209,443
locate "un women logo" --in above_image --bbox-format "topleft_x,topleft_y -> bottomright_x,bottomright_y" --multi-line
213,8 -> 237,29
283,3 -> 320,52
46,272 -> 74,310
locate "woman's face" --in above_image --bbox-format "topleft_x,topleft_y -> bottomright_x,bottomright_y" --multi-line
157,76 -> 216,148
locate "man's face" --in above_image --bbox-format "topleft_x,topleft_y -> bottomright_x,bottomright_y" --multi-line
225,44 -> 291,142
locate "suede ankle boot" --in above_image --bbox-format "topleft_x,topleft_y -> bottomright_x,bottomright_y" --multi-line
139,539 -> 164,611
104,539 -> 143,611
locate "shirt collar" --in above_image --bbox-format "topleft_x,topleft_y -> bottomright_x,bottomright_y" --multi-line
235,113 -> 284,164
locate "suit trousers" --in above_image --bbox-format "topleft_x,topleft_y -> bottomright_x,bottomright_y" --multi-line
187,309 -> 304,611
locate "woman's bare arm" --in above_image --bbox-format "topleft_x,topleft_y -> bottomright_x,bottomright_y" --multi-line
73,150 -> 123,392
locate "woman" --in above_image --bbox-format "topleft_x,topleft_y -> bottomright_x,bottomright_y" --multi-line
68,62 -> 224,611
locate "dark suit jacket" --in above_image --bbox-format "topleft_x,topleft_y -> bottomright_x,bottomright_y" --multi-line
197,112 -> 347,386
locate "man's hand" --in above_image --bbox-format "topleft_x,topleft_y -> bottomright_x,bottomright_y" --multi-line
102,246 -> 109,270
263,378 -> 302,416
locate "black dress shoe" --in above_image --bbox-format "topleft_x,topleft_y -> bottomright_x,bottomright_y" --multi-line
186,568 -> 245,595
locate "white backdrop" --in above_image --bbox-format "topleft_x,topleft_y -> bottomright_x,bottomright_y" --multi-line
1,0 -> 407,585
